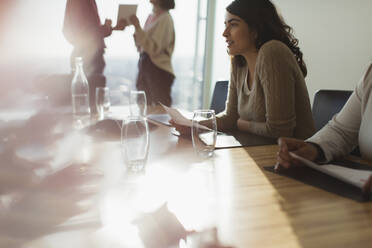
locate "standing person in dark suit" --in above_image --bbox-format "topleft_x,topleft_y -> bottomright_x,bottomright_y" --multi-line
63,0 -> 127,111
63,0 -> 127,77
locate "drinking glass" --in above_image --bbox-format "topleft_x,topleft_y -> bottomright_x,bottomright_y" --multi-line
121,116 -> 150,172
96,87 -> 110,119
192,110 -> 217,158
130,90 -> 147,117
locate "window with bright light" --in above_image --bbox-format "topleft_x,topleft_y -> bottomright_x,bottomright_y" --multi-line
211,0 -> 231,94
0,0 -> 209,110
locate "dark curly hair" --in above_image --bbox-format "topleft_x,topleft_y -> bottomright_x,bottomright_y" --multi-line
159,0 -> 175,10
227,0 -> 307,77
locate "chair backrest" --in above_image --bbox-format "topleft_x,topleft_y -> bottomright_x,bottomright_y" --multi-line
312,89 -> 353,131
210,80 -> 229,114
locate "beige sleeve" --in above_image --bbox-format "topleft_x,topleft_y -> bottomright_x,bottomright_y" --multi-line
134,14 -> 174,57
245,42 -> 297,138
215,64 -> 239,131
306,65 -> 371,162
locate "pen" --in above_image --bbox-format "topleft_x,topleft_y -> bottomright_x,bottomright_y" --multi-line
274,162 -> 280,171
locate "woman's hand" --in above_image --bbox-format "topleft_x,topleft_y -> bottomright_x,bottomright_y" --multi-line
102,18 -> 113,37
129,15 -> 141,30
362,175 -> 372,194
113,19 -> 128,31
276,137 -> 319,171
104,18 -> 112,27
169,120 -> 191,136
236,118 -> 249,131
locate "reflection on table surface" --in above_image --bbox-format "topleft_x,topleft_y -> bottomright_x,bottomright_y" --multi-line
2,98 -> 372,248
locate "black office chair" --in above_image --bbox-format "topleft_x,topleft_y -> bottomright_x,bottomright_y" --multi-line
312,89 -> 361,156
210,80 -> 229,114
312,89 -> 353,132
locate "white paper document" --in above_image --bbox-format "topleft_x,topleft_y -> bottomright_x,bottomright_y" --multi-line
147,114 -> 171,126
290,152 -> 372,189
200,133 -> 241,148
215,134 -> 242,148
161,104 -> 242,148
161,104 -> 214,132
160,104 -> 193,127
117,4 -> 137,22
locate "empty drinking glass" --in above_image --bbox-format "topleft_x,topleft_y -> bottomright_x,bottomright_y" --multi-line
192,110 -> 217,158
121,116 -> 150,172
130,90 -> 147,117
96,87 -> 110,120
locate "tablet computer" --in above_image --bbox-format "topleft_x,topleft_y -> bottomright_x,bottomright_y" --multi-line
117,4 -> 138,23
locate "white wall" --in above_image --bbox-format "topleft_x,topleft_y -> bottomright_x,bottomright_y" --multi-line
276,0 -> 372,103
212,0 -> 372,104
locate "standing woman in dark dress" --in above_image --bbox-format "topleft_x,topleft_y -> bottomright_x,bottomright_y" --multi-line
130,0 -> 176,107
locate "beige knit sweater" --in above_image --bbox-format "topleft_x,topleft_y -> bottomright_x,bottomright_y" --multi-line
134,12 -> 175,76
216,40 -> 315,139
307,63 -> 372,162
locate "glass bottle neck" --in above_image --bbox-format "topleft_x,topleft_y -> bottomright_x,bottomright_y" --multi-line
75,62 -> 84,74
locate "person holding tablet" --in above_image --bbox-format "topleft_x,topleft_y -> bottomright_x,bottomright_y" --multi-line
129,0 -> 176,107
172,0 -> 315,139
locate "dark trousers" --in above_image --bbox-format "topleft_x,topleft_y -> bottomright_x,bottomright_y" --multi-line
70,47 -> 105,77
136,53 -> 174,106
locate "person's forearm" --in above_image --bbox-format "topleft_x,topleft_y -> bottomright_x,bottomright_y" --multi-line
100,25 -> 112,38
216,114 -> 238,132
237,119 -> 294,138
236,118 -> 250,132
133,28 -> 146,47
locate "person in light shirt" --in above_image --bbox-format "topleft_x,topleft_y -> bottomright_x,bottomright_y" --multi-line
276,62 -> 372,193
129,0 -> 176,107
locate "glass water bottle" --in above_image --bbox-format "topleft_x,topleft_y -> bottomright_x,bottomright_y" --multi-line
71,57 -> 90,128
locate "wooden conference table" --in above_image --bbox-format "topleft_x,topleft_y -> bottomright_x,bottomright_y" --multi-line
1,102 -> 372,248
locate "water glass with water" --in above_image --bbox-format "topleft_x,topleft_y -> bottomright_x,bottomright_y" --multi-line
130,90 -> 147,117
96,87 -> 110,120
121,116 -> 150,172
192,110 -> 217,158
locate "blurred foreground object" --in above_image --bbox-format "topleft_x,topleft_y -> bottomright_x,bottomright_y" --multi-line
133,204 -> 234,248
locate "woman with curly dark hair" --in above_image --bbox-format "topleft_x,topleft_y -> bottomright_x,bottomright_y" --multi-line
216,0 -> 315,139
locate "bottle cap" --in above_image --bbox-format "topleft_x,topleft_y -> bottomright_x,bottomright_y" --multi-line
75,57 -> 83,64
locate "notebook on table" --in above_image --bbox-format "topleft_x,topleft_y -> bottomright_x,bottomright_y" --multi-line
264,153 -> 372,202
